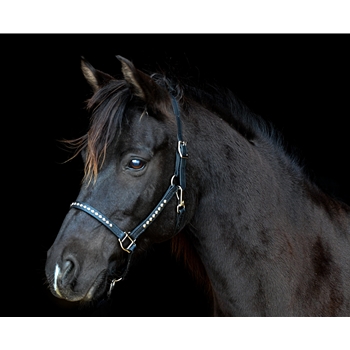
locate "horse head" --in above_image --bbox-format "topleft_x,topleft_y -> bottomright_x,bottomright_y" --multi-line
45,56 -> 189,303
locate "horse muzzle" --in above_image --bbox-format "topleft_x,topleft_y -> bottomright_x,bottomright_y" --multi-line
45,255 -> 108,302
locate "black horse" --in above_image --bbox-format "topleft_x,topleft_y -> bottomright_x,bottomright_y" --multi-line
45,56 -> 350,316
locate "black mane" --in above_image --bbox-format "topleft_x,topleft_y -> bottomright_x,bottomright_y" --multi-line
182,82 -> 272,141
152,72 -> 285,147
152,73 -> 303,174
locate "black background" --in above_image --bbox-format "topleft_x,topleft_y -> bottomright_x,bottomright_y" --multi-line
3,34 -> 350,316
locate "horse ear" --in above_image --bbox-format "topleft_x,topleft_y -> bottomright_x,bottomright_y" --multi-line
117,55 -> 167,104
81,57 -> 115,93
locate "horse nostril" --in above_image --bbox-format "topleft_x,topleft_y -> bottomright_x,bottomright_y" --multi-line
63,259 -> 73,274
61,259 -> 76,287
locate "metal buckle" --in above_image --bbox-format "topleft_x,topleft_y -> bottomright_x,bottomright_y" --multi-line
118,232 -> 135,254
178,141 -> 188,159
176,186 -> 185,213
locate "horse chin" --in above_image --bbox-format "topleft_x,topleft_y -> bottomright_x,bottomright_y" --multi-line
83,270 -> 108,302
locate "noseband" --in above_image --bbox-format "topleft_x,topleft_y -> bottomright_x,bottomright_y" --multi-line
70,95 -> 188,295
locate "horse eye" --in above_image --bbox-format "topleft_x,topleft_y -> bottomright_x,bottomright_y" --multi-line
128,159 -> 146,170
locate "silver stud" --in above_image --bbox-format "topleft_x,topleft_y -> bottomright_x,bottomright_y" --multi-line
106,221 -> 109,224
102,218 -> 106,221
87,207 -> 90,211
152,214 -> 156,218
99,215 -> 102,218
160,204 -> 164,208
155,211 -> 158,215
143,224 -> 146,228
95,212 -> 98,216
149,217 -> 153,221
83,205 -> 87,208
146,221 -> 149,225
158,207 -> 161,211
91,210 -> 94,213
109,224 -> 112,227
164,200 -> 167,204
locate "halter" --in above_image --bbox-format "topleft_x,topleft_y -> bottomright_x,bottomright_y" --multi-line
70,95 -> 188,296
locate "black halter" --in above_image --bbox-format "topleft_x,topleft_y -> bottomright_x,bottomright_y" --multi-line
70,95 -> 188,292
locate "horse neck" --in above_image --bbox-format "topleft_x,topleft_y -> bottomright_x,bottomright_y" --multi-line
182,106 -> 350,315
185,108 -> 301,229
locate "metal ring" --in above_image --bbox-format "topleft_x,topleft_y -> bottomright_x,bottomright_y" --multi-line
170,175 -> 176,186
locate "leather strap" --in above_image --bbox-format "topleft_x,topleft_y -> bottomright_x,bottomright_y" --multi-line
70,201 -> 125,241
71,183 -> 178,253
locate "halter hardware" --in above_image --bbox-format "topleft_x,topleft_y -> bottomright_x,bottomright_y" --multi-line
176,186 -> 185,213
178,141 -> 188,159
69,95 -> 188,296
107,277 -> 122,298
119,232 -> 135,254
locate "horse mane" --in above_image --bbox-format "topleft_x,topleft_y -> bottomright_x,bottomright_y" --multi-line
185,81 -> 303,163
63,79 -> 132,184
153,72 -> 301,167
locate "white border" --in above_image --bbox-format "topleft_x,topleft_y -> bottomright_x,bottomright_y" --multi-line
1,1 -> 350,33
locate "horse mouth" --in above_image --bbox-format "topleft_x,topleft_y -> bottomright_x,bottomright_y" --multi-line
83,270 -> 108,302
49,269 -> 109,303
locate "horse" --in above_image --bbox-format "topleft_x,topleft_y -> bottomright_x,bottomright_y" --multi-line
45,55 -> 350,316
